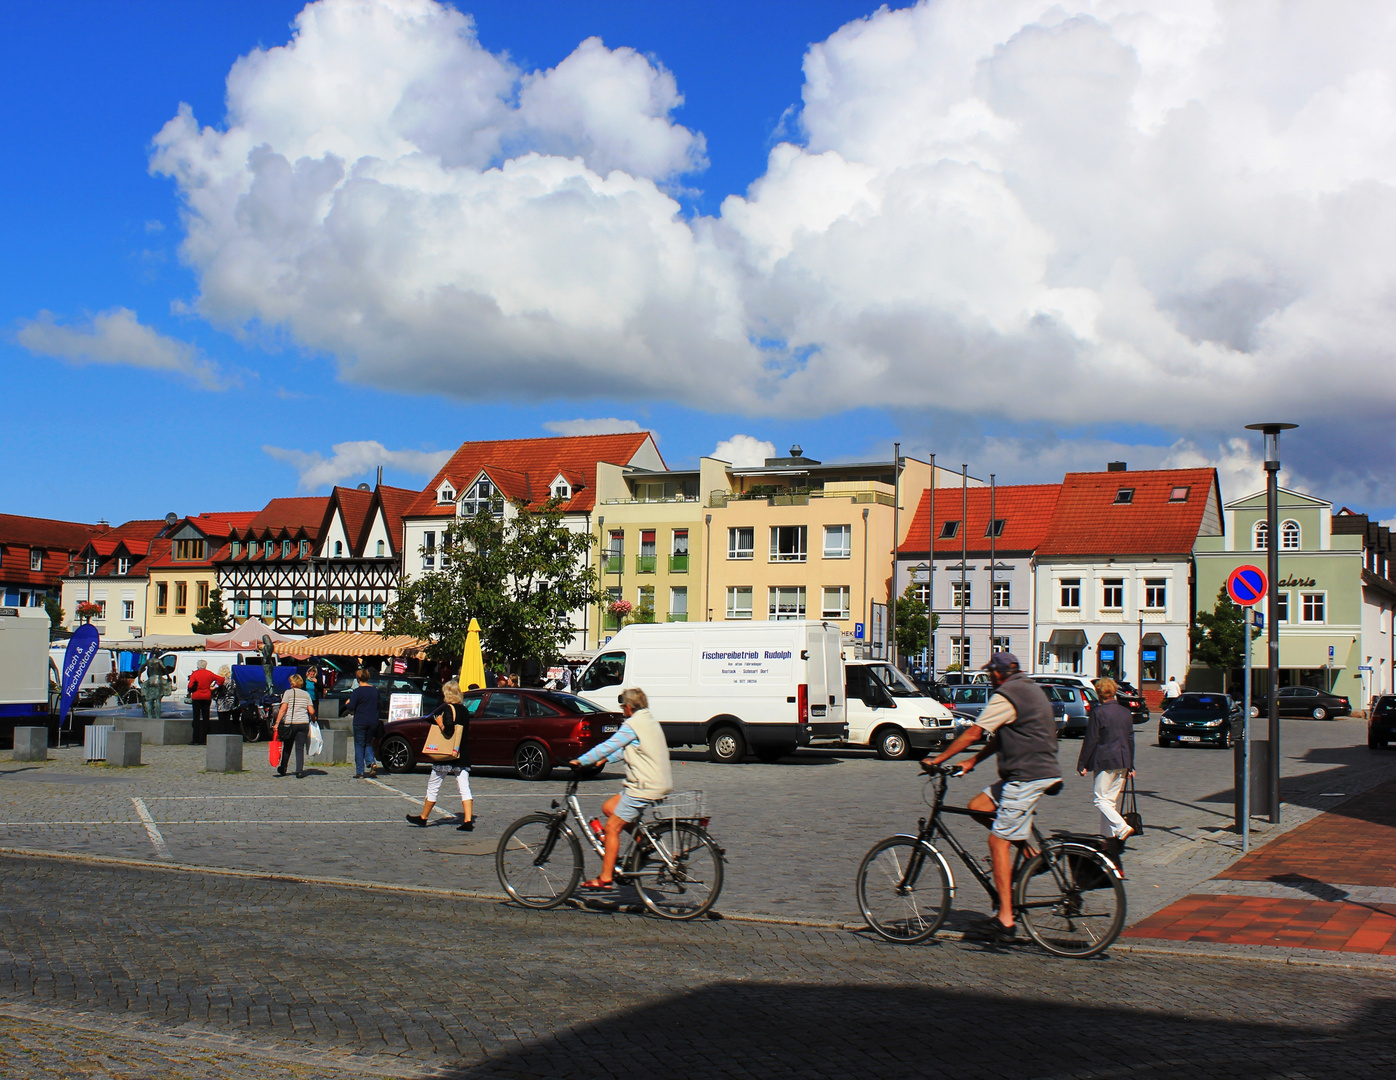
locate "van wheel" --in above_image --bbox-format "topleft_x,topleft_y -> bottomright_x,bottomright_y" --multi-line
874,726 -> 910,760
707,726 -> 746,764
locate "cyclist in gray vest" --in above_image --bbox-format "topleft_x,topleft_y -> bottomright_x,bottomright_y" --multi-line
925,652 -> 1061,942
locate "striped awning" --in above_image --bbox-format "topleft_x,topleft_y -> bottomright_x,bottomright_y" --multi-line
273,633 -> 430,658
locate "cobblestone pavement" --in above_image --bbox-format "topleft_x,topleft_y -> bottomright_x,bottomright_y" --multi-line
3,717 -> 1394,931
1,854 -> 1395,1079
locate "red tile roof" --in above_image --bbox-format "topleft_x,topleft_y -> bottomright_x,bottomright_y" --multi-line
0,513 -> 101,589
408,432 -> 660,517
377,485 -> 417,553
1035,468 -> 1220,557
328,486 -> 376,553
189,511 -> 258,534
243,497 -> 331,537
899,484 -> 1062,556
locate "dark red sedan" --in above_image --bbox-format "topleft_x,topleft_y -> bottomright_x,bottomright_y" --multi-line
374,688 -> 622,781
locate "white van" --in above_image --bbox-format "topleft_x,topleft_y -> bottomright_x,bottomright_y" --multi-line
48,645 -> 117,704
842,660 -> 960,759
575,621 -> 846,762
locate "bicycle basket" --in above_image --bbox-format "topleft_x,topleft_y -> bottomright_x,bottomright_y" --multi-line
648,790 -> 706,821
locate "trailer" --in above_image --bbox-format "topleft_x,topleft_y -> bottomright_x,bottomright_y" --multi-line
0,608 -> 53,748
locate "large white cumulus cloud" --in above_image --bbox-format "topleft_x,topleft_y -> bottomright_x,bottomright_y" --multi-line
153,0 -> 1396,444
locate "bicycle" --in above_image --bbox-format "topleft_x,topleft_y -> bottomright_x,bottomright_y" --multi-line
495,767 -> 725,921
855,764 -> 1127,958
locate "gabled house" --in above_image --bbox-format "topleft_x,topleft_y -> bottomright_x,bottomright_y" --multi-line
1033,465 -> 1221,688
401,432 -> 665,654
60,519 -> 167,642
145,511 -> 257,639
0,513 -> 99,613
217,496 -> 330,632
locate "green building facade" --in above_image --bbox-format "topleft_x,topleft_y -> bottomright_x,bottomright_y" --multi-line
1194,489 -> 1364,704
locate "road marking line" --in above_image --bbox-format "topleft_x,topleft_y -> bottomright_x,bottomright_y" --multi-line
131,798 -> 172,860
365,776 -> 451,818
0,820 -> 431,826
144,795 -> 403,800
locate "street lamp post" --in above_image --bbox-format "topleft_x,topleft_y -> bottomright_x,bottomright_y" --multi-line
1246,422 -> 1297,825
928,452 -> 935,678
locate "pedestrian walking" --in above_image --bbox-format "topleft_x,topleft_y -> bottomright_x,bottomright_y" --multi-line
345,668 -> 380,778
274,674 -> 316,779
187,659 -> 225,745
213,664 -> 238,734
1162,676 -> 1182,702
1080,678 -> 1136,860
405,680 -> 476,831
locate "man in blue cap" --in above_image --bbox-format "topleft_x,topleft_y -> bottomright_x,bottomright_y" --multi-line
925,652 -> 1061,942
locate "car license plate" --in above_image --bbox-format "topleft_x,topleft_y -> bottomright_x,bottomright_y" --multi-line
602,725 -> 619,733
1179,735 -> 1201,742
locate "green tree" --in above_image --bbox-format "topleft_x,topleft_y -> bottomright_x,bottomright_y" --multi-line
191,586 -> 231,635
894,582 -> 939,660
42,595 -> 64,630
384,497 -> 603,669
1189,584 -> 1261,689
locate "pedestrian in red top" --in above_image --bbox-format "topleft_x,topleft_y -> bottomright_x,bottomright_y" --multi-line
187,659 -> 225,746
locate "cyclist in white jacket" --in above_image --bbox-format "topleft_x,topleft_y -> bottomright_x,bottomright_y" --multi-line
569,687 -> 673,892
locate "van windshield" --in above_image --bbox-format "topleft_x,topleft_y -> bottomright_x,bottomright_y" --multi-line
868,664 -> 924,696
579,652 -> 625,693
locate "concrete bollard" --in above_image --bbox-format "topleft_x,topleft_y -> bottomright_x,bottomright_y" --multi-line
13,727 -> 48,761
206,733 -> 243,773
310,727 -> 349,766
107,730 -> 142,767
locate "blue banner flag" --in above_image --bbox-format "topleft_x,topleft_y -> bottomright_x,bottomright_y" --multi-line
59,624 -> 101,723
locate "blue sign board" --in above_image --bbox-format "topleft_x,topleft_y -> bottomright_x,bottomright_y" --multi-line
1253,610 -> 1264,630
854,622 -> 865,640
1100,649 -> 1115,660
1329,645 -> 1335,661
1142,650 -> 1158,662
58,624 -> 100,723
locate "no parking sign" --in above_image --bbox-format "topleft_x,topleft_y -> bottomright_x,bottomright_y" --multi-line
1226,565 -> 1267,607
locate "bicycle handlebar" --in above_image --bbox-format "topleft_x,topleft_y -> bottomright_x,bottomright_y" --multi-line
920,762 -> 964,778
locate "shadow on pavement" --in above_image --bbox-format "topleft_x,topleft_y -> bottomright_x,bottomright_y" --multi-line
434,981 -> 1396,1079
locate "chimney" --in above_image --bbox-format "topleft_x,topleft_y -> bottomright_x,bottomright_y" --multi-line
1107,461 -> 1127,472
376,465 -> 384,488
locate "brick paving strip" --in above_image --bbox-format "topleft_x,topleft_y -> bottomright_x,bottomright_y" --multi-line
1125,779 -> 1396,957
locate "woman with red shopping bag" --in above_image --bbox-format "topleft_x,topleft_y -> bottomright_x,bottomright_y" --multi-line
273,674 -> 316,779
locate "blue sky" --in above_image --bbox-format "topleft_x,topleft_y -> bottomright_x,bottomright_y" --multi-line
3,0 -> 1392,524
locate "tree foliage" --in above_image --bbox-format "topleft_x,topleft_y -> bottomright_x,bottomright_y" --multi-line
895,582 -> 939,659
42,595 -> 63,630
1190,584 -> 1261,684
192,586 -> 231,635
384,498 -> 603,669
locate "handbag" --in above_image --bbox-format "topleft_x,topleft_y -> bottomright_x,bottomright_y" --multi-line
268,735 -> 283,767
1122,775 -> 1144,835
308,721 -> 324,758
420,707 -> 464,762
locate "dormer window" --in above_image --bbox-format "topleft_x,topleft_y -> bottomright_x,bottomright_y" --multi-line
299,540 -> 309,557
437,483 -> 455,505
551,474 -> 571,501
984,519 -> 1006,537
85,556 -> 99,575
1113,488 -> 1134,505
461,477 -> 502,518
376,540 -> 385,556
116,556 -> 130,576
230,541 -> 241,558
282,539 -> 294,557
263,540 -> 274,559
29,550 -> 42,571
334,540 -> 344,557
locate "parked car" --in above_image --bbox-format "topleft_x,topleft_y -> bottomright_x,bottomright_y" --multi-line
1044,684 -> 1093,737
1113,682 -> 1151,725
375,688 -> 618,781
1369,696 -> 1396,749
1028,673 -> 1098,696
938,671 -> 991,688
1252,685 -> 1351,721
943,683 -> 1066,735
1158,693 -> 1243,748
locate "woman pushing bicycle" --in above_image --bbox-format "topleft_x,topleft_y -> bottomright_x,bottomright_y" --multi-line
923,652 -> 1062,943
568,687 -> 673,895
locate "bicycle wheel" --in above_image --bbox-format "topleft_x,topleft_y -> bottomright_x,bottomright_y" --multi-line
496,813 -> 583,909
625,820 -> 724,920
856,837 -> 951,944
1014,842 -> 1126,958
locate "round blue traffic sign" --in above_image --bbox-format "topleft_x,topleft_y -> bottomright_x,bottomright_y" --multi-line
1227,564 -> 1267,607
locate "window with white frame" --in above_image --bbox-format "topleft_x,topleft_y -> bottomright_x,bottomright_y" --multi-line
992,581 -> 1010,608
1144,579 -> 1166,609
1281,520 -> 1301,550
1253,521 -> 1269,550
992,635 -> 1011,653
293,598 -> 307,618
950,637 -> 971,667
117,556 -> 130,575
422,531 -> 436,569
726,586 -> 753,620
728,527 -> 754,560
770,525 -> 807,562
822,586 -> 851,620
912,580 -> 930,603
551,476 -> 571,501
769,586 -> 807,620
1102,578 -> 1124,609
669,587 -> 688,619
29,549 -> 42,571
952,581 -> 971,608
234,597 -> 249,618
437,483 -> 455,504
122,599 -> 134,620
1059,578 -> 1081,608
823,524 -> 851,559
84,556 -> 98,575
461,478 -> 501,517
263,597 -> 277,618
1277,591 -> 1289,623
1301,592 -> 1325,623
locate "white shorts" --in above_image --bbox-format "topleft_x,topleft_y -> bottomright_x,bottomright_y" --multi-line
426,765 -> 472,802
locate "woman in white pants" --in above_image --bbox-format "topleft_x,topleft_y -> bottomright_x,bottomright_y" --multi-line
405,681 -> 476,832
1079,677 -> 1136,859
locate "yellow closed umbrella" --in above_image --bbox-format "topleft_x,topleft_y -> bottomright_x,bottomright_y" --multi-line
459,618 -> 486,690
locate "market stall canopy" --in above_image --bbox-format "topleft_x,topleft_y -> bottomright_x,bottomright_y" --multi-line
205,618 -> 298,651
273,632 -> 429,658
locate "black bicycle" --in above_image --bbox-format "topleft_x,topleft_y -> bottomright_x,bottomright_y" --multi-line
496,767 -> 725,920
855,764 -> 1127,958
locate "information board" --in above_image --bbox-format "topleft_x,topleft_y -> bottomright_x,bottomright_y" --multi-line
698,647 -> 792,687
388,692 -> 423,721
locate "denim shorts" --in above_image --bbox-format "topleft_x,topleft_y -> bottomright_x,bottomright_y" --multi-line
614,790 -> 656,824
984,777 -> 1062,841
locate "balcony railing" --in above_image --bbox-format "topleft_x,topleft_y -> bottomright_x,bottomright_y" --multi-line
603,613 -> 621,630
636,555 -> 657,574
669,554 -> 689,573
604,555 -> 622,574
666,613 -> 688,622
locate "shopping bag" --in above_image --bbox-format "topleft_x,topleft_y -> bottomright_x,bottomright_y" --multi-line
1122,776 -> 1144,836
268,736 -> 283,767
420,722 -> 463,762
308,721 -> 324,758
